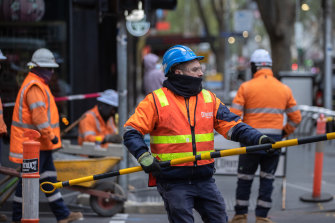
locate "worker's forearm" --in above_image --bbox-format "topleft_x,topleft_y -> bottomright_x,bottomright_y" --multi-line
31,106 -> 55,140
123,129 -> 149,159
231,123 -> 263,146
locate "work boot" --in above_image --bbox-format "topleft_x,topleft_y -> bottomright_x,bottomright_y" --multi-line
255,216 -> 275,223
229,214 -> 247,223
58,212 -> 83,223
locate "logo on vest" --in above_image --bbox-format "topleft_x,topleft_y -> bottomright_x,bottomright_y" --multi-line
22,158 -> 39,173
201,112 -> 213,118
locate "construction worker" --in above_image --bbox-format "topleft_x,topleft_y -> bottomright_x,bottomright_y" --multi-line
143,53 -> 165,95
123,45 -> 276,223
229,49 -> 302,223
78,89 -> 121,147
9,48 -> 83,223
0,50 -> 8,222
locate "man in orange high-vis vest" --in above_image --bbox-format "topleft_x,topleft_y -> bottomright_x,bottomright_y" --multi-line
78,89 -> 121,147
10,48 -> 82,223
229,49 -> 301,223
123,45 -> 275,223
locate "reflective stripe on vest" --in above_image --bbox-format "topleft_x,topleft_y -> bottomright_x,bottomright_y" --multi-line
154,88 -> 169,107
154,89 -> 213,107
150,132 -> 214,144
202,89 -> 212,103
87,111 -> 101,132
152,149 -> 215,161
9,151 -> 23,159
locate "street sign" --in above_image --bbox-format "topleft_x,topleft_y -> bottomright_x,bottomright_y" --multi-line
234,10 -> 253,32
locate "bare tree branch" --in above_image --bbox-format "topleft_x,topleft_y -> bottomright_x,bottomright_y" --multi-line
211,0 -> 224,27
195,0 -> 217,54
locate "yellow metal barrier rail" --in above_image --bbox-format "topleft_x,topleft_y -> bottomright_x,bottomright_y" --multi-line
40,132 -> 335,193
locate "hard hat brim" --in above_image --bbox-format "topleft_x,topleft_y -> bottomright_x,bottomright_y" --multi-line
27,61 -> 59,68
0,55 -> 7,60
97,97 -> 118,107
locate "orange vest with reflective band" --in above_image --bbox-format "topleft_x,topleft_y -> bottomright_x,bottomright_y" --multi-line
78,105 -> 117,147
230,69 -> 301,135
150,88 -> 215,166
10,72 -> 61,163
0,97 -> 7,135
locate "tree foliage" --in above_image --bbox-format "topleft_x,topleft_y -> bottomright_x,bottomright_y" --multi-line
254,0 -> 296,75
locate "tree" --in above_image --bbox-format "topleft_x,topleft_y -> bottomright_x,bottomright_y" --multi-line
195,0 -> 228,75
255,0 -> 296,75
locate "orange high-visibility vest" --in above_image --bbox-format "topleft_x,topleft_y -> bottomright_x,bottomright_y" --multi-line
10,72 -> 61,163
230,69 -> 301,135
78,105 -> 117,146
0,97 -> 7,135
150,88 -> 215,166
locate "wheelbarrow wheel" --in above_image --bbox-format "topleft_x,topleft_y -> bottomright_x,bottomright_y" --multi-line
89,181 -> 125,217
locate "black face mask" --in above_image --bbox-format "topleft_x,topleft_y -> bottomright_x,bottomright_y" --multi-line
98,102 -> 116,122
31,67 -> 54,84
163,73 -> 203,98
251,62 -> 257,75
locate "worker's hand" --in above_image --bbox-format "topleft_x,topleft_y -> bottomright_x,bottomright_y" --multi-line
282,129 -> 288,138
51,136 -> 59,144
137,152 -> 161,176
259,135 -> 276,154
102,134 -> 122,144
259,135 -> 276,145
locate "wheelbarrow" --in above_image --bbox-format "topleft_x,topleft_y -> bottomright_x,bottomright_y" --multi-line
53,140 -> 126,217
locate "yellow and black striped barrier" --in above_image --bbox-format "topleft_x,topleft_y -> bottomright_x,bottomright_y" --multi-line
40,132 -> 335,193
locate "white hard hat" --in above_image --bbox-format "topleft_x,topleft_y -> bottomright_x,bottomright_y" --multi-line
97,89 -> 118,107
0,50 -> 7,60
250,49 -> 272,67
27,48 -> 59,68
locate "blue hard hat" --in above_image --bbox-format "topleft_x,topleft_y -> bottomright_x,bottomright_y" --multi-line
162,45 -> 204,75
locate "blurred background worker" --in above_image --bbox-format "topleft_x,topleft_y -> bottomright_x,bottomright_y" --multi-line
123,45 -> 276,223
0,50 -> 8,166
78,89 -> 121,147
229,49 -> 302,223
142,53 -> 165,95
9,48 -> 83,223
0,50 -> 8,222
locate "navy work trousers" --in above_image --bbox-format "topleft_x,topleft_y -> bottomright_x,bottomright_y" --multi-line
234,153 -> 279,217
157,177 -> 228,223
234,134 -> 281,218
12,150 -> 70,221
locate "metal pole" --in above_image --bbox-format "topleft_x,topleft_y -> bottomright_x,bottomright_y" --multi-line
323,0 -> 333,110
117,20 -> 128,193
69,0 -> 75,122
223,0 -> 231,102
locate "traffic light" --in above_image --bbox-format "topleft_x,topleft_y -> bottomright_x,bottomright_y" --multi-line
120,0 -> 141,11
120,0 -> 177,11
145,0 -> 177,10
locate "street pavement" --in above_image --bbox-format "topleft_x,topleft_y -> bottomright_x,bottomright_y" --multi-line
1,134 -> 335,222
